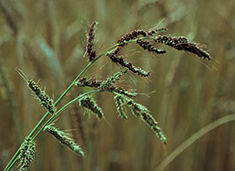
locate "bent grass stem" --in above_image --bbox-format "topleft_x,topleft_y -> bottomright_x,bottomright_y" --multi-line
154,114 -> 235,171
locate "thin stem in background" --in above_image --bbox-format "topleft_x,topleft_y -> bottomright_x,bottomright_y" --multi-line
154,114 -> 235,171
0,0 -> 18,36
0,62 -> 22,142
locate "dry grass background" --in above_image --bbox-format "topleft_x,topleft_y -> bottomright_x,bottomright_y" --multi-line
0,0 -> 235,170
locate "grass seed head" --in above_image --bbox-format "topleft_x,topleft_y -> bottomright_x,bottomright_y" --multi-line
79,96 -> 104,119
126,98 -> 167,144
18,137 -> 36,171
28,80 -> 56,115
155,35 -> 211,60
86,21 -> 98,61
114,94 -> 128,120
44,125 -> 84,156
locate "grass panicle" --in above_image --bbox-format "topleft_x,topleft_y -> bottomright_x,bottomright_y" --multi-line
114,94 -> 128,120
79,96 -> 104,119
17,137 -> 36,171
28,80 -> 56,114
86,21 -> 98,61
154,35 -> 211,60
115,27 -> 210,61
44,125 -> 84,156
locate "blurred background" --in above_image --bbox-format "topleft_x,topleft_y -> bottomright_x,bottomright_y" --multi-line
0,0 -> 234,170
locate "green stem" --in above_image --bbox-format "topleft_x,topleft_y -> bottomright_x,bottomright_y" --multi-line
154,114 -> 235,171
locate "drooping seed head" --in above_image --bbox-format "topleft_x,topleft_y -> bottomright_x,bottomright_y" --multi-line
155,35 -> 211,60
125,97 -> 167,144
44,125 -> 84,156
79,96 -> 104,119
114,94 -> 128,120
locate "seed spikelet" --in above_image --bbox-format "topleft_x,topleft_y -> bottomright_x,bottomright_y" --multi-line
79,96 -> 104,119
28,80 -> 56,114
44,125 -> 84,156
18,137 -> 36,171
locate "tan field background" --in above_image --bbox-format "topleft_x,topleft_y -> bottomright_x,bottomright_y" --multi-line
0,0 -> 234,170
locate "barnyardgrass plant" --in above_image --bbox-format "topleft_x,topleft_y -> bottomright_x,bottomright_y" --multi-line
4,21 -> 210,171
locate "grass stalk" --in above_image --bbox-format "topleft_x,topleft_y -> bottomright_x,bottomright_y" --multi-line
32,89 -> 103,141
0,62 -> 22,142
154,114 -> 235,171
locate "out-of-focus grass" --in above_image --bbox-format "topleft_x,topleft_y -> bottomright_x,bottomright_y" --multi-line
0,0 -> 234,170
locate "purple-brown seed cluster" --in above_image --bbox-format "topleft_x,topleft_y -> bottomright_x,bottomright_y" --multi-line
85,21 -> 211,80
155,35 -> 211,60
86,21 -> 98,61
